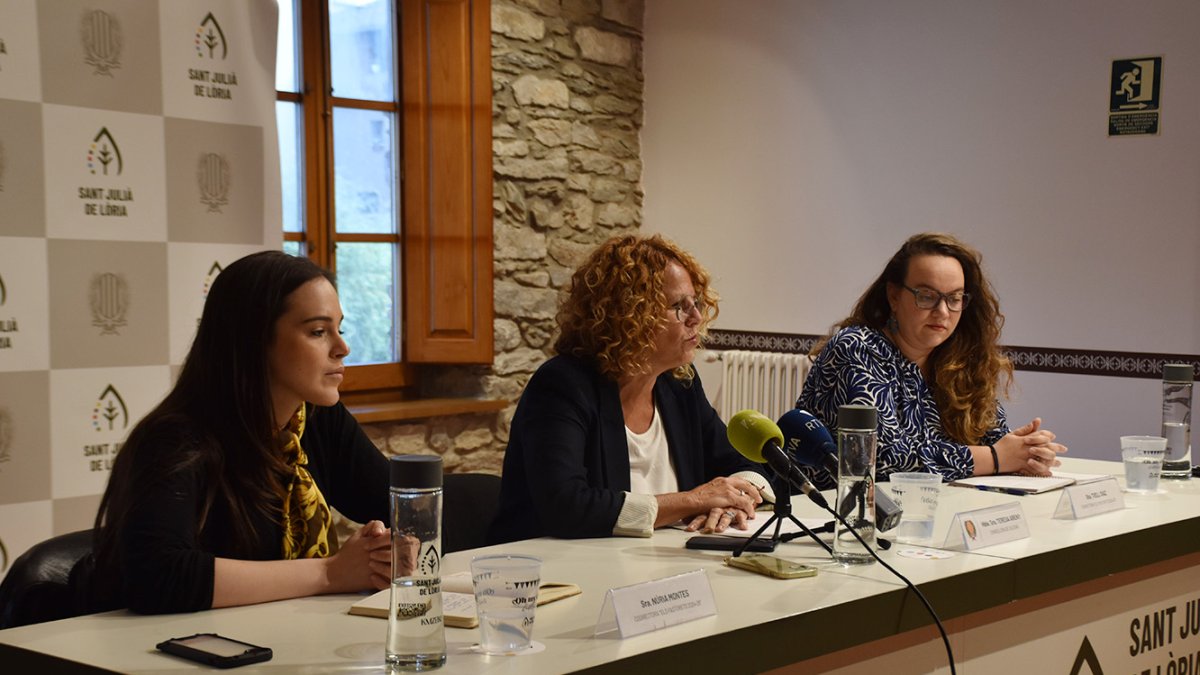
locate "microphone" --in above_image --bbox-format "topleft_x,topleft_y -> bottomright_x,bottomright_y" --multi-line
727,410 -> 829,509
776,409 -> 903,533
777,408 -> 838,475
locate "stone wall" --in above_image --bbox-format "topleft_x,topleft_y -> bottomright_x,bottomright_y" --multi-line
359,0 -> 646,475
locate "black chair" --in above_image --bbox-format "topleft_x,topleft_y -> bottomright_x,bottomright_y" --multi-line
441,473 -> 502,554
0,529 -> 93,629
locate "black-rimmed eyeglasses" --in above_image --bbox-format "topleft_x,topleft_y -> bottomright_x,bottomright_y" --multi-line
902,285 -> 970,312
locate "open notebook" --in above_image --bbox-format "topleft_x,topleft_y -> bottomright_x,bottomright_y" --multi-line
348,571 -> 581,629
950,470 -> 1112,495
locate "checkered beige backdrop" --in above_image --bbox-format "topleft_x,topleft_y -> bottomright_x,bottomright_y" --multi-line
0,0 -> 281,579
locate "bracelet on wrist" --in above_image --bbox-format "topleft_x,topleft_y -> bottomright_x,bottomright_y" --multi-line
989,444 -> 1000,475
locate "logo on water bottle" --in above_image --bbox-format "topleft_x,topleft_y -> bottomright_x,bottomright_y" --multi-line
419,544 -> 440,577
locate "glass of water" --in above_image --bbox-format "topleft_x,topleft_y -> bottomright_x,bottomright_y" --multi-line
1121,435 -> 1167,493
470,555 -> 542,655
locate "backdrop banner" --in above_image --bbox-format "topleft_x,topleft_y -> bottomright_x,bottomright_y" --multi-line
0,0 -> 281,579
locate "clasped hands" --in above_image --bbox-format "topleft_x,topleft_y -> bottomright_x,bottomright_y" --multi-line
999,417 -> 1068,477
681,476 -> 765,534
325,520 -> 397,593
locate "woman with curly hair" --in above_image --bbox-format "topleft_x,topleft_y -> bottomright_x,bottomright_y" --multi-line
796,232 -> 1066,489
489,235 -> 770,544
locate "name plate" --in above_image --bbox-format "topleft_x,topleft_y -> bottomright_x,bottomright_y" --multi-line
943,501 -> 1029,550
1053,478 -> 1124,519
594,569 -> 716,639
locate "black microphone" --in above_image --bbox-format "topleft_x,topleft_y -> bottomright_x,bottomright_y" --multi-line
727,410 -> 829,509
777,409 -> 903,533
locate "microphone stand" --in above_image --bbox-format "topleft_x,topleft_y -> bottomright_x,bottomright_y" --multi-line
733,471 -> 833,557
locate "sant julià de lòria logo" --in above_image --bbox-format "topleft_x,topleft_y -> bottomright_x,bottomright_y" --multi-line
202,261 -> 224,298
196,12 -> 228,60
198,153 -> 231,212
90,272 -> 129,336
81,9 -> 123,77
92,384 -> 129,432
87,127 -> 123,177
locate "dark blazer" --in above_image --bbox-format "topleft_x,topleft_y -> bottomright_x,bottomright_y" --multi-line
488,354 -> 762,544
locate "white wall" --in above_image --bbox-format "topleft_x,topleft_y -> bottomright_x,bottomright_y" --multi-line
643,0 -> 1200,459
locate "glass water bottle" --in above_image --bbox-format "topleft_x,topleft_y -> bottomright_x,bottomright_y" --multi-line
385,455 -> 446,671
833,405 -> 877,564
1161,364 -> 1194,479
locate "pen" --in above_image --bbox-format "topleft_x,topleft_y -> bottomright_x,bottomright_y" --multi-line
974,485 -> 1027,497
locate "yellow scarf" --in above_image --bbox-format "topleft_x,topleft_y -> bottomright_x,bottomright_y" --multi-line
279,405 -> 337,559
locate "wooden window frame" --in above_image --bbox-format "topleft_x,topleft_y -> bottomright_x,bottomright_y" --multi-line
279,0 -> 493,395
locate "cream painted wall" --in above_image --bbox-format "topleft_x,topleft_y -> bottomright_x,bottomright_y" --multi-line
642,0 -> 1200,459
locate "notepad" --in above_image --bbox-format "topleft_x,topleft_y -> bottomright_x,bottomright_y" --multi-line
347,571 -> 582,628
950,471 -> 1112,495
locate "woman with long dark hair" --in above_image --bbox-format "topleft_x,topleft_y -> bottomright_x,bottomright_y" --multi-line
81,251 -> 391,614
798,233 -> 1066,488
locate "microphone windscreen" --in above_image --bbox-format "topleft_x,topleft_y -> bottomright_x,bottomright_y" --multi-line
777,409 -> 837,466
727,410 -> 784,463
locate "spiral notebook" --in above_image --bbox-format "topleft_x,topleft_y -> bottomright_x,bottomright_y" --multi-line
348,571 -> 581,628
950,471 -> 1111,495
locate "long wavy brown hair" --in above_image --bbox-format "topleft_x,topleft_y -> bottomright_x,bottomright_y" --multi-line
816,232 -> 1013,443
554,234 -> 719,382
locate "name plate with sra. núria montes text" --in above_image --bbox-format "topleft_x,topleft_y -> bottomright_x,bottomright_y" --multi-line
594,569 -> 716,639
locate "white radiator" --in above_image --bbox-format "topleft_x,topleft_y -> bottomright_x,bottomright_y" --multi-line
699,350 -> 812,422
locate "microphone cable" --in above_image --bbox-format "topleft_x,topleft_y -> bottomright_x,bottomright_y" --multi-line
821,502 -> 956,675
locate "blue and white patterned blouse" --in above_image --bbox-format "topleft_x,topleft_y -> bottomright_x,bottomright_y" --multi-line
796,325 -> 1008,489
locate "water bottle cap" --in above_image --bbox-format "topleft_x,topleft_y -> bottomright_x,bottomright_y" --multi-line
1163,364 -> 1194,383
838,404 -> 877,431
389,455 -> 443,489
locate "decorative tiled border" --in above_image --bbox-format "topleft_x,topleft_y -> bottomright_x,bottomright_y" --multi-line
705,329 -> 1200,380
704,329 -> 821,355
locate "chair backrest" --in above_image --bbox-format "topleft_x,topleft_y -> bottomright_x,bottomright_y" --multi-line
441,473 -> 502,554
0,529 -> 93,629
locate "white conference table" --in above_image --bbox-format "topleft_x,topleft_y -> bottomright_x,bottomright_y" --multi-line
2,458 -> 1199,674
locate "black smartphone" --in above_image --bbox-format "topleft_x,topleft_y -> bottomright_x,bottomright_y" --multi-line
685,535 -> 777,552
156,633 -> 272,669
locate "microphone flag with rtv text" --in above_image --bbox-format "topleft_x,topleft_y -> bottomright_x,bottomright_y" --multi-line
776,409 -> 902,533
727,410 -> 828,508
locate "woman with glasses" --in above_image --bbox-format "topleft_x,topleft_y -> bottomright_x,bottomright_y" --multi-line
796,232 -> 1066,488
489,234 -> 771,544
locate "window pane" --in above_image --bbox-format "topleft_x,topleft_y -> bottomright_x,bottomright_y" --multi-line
275,0 -> 300,93
276,101 -> 305,233
282,240 -> 305,257
328,0 -> 395,102
333,108 -> 397,234
337,243 -> 398,365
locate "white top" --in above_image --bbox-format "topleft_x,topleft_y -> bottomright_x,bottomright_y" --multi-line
626,402 -> 679,496
613,403 -> 775,537
613,403 -> 677,537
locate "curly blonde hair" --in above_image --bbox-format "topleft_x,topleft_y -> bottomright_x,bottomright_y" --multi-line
815,232 -> 1013,444
554,234 -> 719,381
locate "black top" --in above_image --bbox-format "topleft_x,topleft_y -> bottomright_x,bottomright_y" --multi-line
79,402 -> 388,615
488,354 -> 762,544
